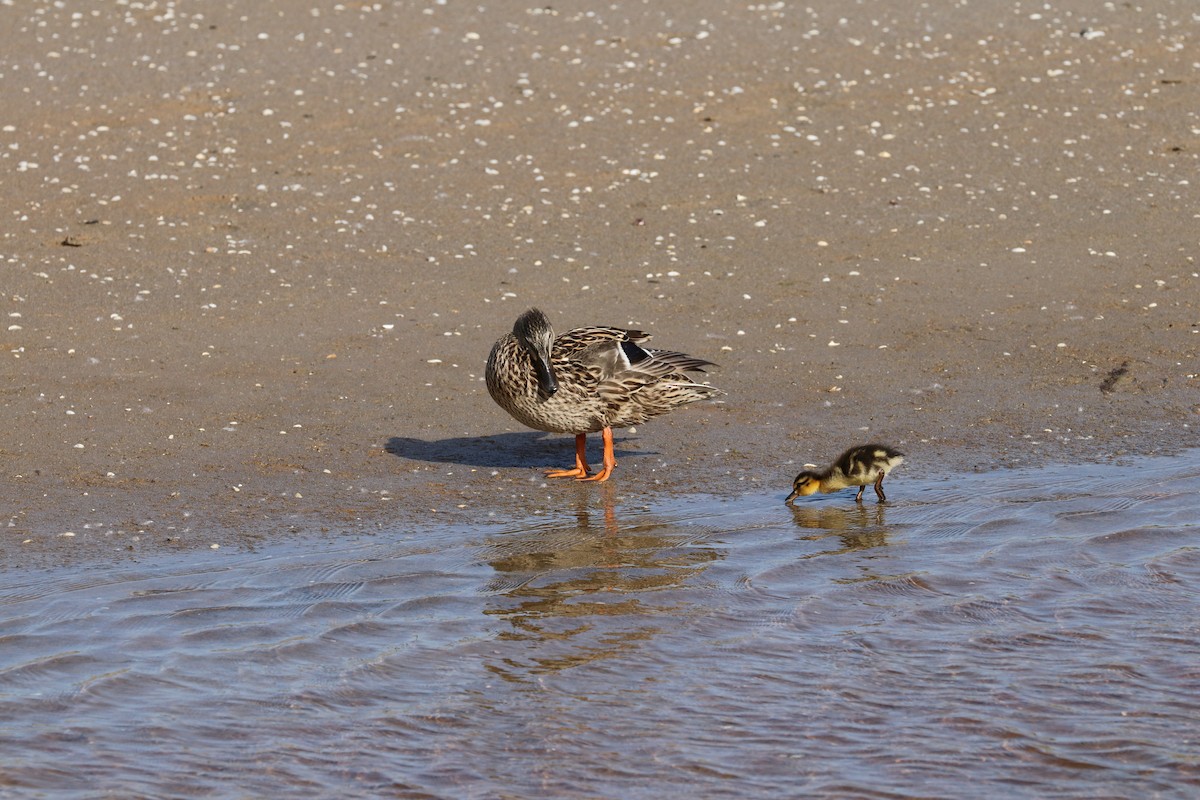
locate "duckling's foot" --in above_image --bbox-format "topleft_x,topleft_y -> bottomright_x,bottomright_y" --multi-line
579,427 -> 616,483
546,434 -> 591,479
873,470 -> 887,502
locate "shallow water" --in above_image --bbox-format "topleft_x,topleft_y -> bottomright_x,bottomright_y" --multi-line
2,454 -> 1199,798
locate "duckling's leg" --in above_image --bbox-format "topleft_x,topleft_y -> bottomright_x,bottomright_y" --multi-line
580,426 -> 617,482
873,470 -> 887,502
854,485 -> 866,502
545,433 -> 592,479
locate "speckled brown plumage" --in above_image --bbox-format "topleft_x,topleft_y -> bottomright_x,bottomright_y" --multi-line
486,307 -> 720,481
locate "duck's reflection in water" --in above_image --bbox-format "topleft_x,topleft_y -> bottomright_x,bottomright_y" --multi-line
481,484 -> 721,680
787,501 -> 891,557
783,500 -> 927,589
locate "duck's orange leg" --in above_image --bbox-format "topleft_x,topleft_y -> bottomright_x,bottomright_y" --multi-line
545,433 -> 591,479
580,427 -> 617,482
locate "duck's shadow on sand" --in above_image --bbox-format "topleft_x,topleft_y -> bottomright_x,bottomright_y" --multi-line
385,432 -> 655,470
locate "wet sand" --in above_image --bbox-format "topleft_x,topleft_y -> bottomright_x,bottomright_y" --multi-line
3,1 -> 1197,559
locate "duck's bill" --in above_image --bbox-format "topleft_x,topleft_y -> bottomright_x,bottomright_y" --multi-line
534,354 -> 559,396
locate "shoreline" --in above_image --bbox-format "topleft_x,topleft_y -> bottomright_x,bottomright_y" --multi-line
3,2 -> 1197,562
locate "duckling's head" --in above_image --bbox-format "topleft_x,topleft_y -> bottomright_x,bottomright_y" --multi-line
784,471 -> 822,503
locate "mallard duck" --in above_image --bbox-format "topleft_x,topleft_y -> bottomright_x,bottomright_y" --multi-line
785,444 -> 905,504
486,307 -> 719,482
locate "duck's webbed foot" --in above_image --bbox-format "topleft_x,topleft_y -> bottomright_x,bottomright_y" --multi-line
546,466 -> 589,478
546,434 -> 591,479
578,427 -> 617,483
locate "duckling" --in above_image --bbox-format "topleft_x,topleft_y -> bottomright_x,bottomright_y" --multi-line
785,444 -> 905,504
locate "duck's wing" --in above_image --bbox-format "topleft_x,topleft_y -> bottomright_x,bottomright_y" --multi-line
548,325 -> 718,423
537,326 -> 646,403
595,340 -> 720,424
640,347 -> 715,376
555,326 -> 713,376
573,336 -> 714,382
554,325 -> 647,357
552,325 -> 647,379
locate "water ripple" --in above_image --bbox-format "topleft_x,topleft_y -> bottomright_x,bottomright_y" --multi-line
1,454 -> 1199,797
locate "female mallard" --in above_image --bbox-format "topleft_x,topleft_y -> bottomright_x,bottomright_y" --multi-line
785,444 -> 905,503
486,307 -> 719,482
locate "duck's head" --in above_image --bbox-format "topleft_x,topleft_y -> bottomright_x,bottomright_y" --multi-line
784,471 -> 822,504
513,307 -> 558,396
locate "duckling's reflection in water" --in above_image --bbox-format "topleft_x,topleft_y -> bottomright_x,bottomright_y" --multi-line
481,483 -> 721,680
787,501 -> 890,553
